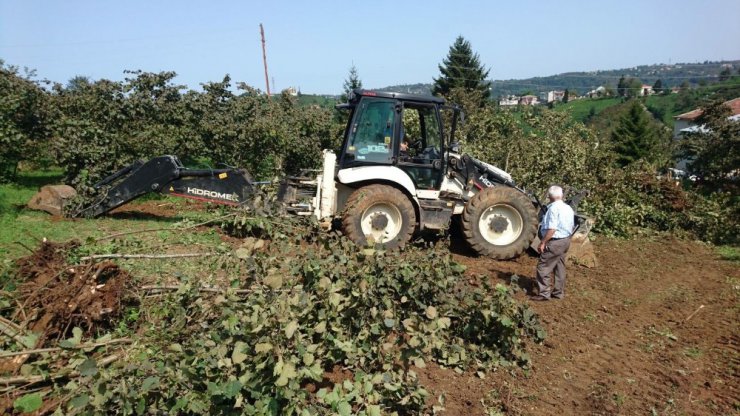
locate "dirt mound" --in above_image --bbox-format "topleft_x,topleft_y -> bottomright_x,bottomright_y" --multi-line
14,241 -> 132,339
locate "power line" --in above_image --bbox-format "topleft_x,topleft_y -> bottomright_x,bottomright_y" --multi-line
0,27 -> 247,48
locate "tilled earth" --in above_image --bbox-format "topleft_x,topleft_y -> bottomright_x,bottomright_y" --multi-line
418,237 -> 739,415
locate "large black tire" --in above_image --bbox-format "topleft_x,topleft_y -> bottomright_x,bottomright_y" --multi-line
462,187 -> 538,260
342,184 -> 416,249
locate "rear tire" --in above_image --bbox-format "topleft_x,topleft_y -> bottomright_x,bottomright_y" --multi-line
342,185 -> 416,249
462,187 -> 537,259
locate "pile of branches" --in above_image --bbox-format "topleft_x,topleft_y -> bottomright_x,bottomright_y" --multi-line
1,217 -> 546,414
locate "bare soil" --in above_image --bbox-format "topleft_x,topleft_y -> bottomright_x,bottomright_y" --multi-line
418,237 -> 739,415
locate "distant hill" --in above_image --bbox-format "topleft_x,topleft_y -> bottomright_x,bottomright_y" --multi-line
376,60 -> 740,98
554,76 -> 740,128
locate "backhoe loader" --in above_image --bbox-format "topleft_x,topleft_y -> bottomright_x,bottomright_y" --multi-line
28,89 -> 596,264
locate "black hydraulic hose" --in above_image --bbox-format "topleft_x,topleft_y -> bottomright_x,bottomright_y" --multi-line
93,161 -> 143,189
468,156 -> 516,187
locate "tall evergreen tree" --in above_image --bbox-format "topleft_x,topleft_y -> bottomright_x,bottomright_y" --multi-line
563,89 -> 570,103
718,67 -> 732,82
617,75 -> 627,97
432,36 -> 491,102
652,79 -> 663,94
611,101 -> 661,166
341,64 -> 362,102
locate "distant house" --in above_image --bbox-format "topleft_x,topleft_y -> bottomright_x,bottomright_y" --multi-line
586,86 -> 606,98
673,97 -> 740,138
539,90 -> 565,103
640,85 -> 654,96
499,95 -> 519,106
518,95 -> 539,106
284,87 -> 299,96
673,97 -> 740,170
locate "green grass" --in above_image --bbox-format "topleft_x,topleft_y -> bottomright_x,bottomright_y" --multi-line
0,170 -> 226,261
644,94 -> 679,127
717,246 -> 740,262
554,97 -> 621,123
683,346 -> 703,359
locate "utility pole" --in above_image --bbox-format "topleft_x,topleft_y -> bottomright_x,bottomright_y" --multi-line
260,23 -> 271,96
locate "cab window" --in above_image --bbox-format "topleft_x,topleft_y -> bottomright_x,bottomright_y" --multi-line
345,98 -> 395,164
400,105 -> 442,164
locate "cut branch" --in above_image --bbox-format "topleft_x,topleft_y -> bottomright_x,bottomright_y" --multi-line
0,353 -> 120,386
95,212 -> 238,242
140,284 -> 294,295
0,337 -> 132,358
683,304 -> 705,323
81,253 -> 216,261
140,285 -> 254,294
0,317 -> 35,349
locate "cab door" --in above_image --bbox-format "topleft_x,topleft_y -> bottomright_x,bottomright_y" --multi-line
397,103 -> 444,190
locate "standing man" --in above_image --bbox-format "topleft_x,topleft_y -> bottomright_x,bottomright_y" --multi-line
530,185 -> 574,301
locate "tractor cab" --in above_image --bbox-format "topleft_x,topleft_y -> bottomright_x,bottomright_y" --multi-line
338,90 -> 451,190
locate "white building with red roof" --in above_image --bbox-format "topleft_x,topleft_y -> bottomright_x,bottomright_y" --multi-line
673,97 -> 740,138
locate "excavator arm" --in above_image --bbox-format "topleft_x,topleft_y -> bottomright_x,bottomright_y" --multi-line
28,155 -> 254,217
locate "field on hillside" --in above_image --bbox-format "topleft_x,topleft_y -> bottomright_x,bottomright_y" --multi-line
1,177 -> 737,415
554,98 -> 622,123
555,77 -> 740,126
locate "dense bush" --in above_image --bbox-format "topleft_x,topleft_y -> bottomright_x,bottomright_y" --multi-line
0,61 -> 51,181
577,164 -> 737,244
0,66 -> 343,187
447,88 -> 737,245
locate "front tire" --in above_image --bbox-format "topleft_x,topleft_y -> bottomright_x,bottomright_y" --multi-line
462,187 -> 538,259
342,185 -> 416,249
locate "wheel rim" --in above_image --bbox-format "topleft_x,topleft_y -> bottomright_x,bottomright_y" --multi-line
477,204 -> 523,246
360,202 -> 403,244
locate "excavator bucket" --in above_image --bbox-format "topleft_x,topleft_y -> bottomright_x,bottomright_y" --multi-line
567,219 -> 599,268
529,215 -> 598,268
27,185 -> 77,216
567,216 -> 598,268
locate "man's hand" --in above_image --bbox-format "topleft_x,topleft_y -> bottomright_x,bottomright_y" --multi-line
539,229 -> 555,254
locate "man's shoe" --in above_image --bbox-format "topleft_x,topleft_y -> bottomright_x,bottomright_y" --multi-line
529,295 -> 550,301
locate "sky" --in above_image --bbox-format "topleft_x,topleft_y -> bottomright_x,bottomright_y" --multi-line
1,0 -> 739,94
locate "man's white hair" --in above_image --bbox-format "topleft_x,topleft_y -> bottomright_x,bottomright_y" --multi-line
548,185 -> 564,199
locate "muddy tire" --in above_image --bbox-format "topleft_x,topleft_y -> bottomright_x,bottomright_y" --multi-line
462,187 -> 538,259
342,184 -> 416,249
